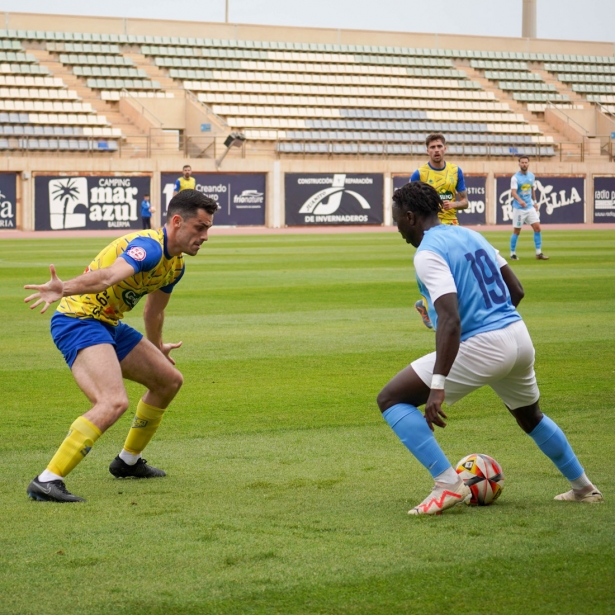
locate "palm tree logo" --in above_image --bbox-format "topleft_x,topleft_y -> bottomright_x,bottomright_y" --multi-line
48,177 -> 88,230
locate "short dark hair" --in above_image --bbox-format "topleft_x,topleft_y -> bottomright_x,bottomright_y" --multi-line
393,182 -> 442,219
183,165 -> 192,170
518,155 -> 530,161
143,194 -> 150,197
166,189 -> 217,220
426,133 -> 446,147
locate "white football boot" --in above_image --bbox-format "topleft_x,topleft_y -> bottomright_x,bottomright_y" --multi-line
408,478 -> 471,516
554,486 -> 603,503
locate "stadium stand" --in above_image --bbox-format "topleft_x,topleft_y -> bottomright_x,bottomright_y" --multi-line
0,20 -> 613,161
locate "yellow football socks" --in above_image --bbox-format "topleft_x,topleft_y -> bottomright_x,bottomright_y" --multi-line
122,399 -> 165,456
47,416 -> 102,477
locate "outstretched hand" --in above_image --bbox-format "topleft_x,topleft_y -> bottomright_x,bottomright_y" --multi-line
424,389 -> 448,431
24,265 -> 64,314
161,341 -> 182,365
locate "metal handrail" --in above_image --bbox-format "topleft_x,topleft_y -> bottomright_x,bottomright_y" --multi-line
184,89 -> 230,130
119,88 -> 164,128
544,98 -> 590,137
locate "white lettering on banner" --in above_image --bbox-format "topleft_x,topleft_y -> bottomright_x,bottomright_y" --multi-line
460,200 -> 485,215
594,188 -> 615,210
197,183 -> 227,193
467,186 -> 485,195
535,181 -> 581,215
48,177 -> 141,229
233,190 -> 264,205
0,199 -> 13,219
299,174 -> 371,215
90,185 -> 138,222
98,178 -> 131,187
499,179 -> 582,221
297,177 -> 373,185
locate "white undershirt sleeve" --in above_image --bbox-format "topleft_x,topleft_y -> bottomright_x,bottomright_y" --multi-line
414,250 -> 457,303
495,249 -> 507,268
510,176 -> 518,190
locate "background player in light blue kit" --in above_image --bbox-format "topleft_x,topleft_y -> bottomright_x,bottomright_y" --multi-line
377,181 -> 601,515
510,156 -> 549,260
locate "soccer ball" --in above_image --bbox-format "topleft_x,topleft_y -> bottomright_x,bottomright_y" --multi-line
455,453 -> 504,506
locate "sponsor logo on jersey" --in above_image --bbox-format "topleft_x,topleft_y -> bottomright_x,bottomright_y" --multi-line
127,247 -> 146,261
122,289 -> 145,309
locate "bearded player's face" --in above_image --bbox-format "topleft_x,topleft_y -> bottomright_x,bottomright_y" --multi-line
427,140 -> 446,166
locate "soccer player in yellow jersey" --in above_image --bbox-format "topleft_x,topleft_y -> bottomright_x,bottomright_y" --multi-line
23,190 -> 218,502
411,133 -> 469,329
173,164 -> 196,196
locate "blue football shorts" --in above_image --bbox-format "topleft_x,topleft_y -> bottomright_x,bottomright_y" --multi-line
50,312 -> 143,368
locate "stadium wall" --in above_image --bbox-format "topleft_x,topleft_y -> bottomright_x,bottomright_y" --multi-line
3,12 -> 615,57
3,157 -> 615,230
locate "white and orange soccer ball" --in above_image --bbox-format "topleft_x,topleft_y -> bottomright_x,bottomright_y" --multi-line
455,453 -> 504,506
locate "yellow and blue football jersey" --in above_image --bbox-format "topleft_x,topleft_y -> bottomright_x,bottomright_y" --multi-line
174,176 -> 196,192
412,162 -> 466,225
57,228 -> 184,326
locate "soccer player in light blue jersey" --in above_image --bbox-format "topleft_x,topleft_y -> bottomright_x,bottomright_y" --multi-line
510,156 -> 549,260
377,181 -> 601,516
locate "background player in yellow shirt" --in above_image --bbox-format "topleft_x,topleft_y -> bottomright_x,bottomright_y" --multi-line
23,190 -> 218,503
411,133 -> 469,329
173,164 -> 196,196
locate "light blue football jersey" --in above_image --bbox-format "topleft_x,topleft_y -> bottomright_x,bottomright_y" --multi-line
511,171 -> 535,210
415,225 -> 521,341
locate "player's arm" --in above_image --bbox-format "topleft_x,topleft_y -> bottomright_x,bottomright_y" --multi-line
414,251 -> 460,430
24,259 -> 135,314
452,189 -> 469,211
500,264 -> 524,307
424,292 -> 461,430
143,289 -> 182,365
172,179 -> 180,197
532,186 -> 538,210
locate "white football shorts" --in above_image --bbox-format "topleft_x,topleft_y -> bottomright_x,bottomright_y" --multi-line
411,320 -> 540,410
512,206 -> 540,228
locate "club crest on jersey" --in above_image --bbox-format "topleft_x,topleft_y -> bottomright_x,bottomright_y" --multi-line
127,247 -> 146,261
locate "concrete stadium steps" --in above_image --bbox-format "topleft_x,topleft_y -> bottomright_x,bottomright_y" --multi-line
26,48 -> 153,155
459,64 -> 570,148
123,52 -> 177,90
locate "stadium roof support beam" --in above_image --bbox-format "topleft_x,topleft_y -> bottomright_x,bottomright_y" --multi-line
522,0 -> 537,39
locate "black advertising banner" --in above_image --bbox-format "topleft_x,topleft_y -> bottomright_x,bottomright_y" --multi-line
285,173 -> 383,225
593,177 -> 615,223
0,173 -> 17,228
161,173 -> 265,226
392,175 -> 486,225
34,174 -> 151,231
495,175 -> 585,224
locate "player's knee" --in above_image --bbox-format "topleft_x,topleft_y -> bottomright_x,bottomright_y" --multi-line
108,393 -> 130,417
170,369 -> 183,393
377,386 -> 394,413
162,368 -> 183,398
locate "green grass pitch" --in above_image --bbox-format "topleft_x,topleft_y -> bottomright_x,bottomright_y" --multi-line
0,230 -> 614,615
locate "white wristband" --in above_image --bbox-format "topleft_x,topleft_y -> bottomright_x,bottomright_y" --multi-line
431,374 -> 446,390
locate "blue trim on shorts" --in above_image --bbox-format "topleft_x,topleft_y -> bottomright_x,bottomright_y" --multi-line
51,312 -> 143,368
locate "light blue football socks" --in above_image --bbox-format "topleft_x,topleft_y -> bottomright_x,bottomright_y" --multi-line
534,231 -> 542,252
528,415 -> 584,481
383,404 -> 453,479
510,233 -> 519,254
